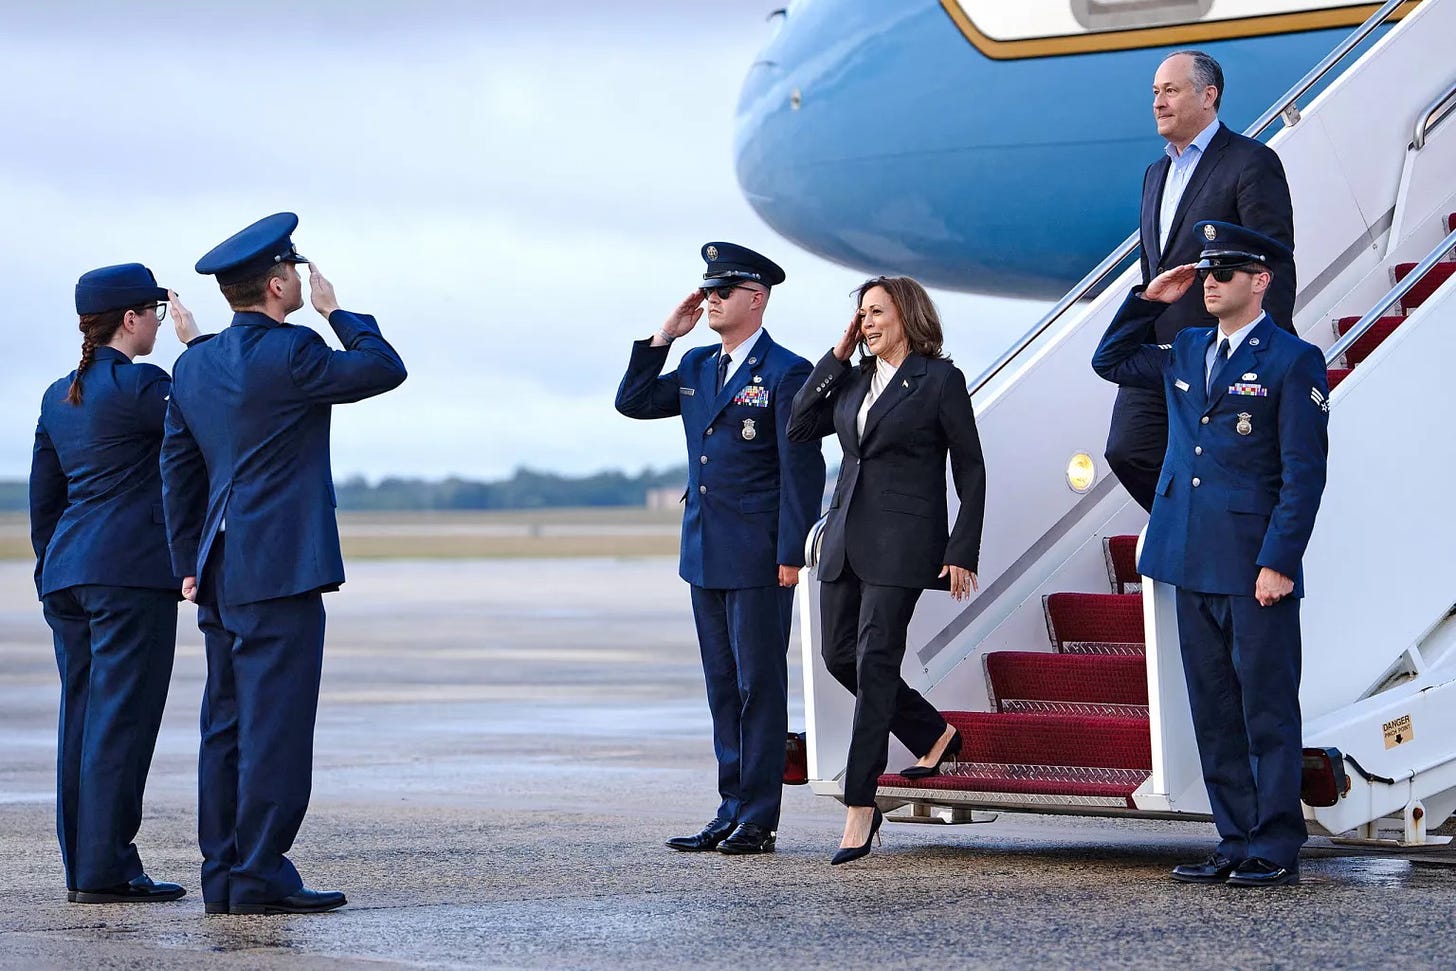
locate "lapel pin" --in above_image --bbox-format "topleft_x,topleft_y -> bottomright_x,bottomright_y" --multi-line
747,357 -> 758,366
1249,338 -> 1260,346
902,379 -> 909,388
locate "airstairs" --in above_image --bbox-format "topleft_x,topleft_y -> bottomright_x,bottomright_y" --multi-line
798,0 -> 1456,843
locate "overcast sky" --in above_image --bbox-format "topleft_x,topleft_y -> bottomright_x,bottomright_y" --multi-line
0,1 -> 1044,481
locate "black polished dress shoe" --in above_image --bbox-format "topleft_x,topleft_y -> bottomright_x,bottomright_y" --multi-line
73,874 -> 187,904
830,808 -> 883,866
666,817 -> 736,852
717,823 -> 776,855
1227,857 -> 1299,887
1171,852 -> 1240,884
898,730 -> 963,779
230,888 -> 347,915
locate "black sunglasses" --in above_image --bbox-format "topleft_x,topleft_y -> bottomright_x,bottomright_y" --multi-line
1198,267 -> 1242,283
703,285 -> 760,300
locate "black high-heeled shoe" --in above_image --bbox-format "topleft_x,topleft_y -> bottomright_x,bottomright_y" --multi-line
830,807 -> 883,866
898,729 -> 962,779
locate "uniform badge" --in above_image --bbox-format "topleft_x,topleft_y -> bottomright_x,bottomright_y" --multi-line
705,245 -> 719,261
1204,224 -> 1217,241
752,374 -> 762,384
1175,379 -> 1190,392
1242,372 -> 1257,381
1236,412 -> 1253,436
1249,338 -> 1260,346
741,418 -> 757,441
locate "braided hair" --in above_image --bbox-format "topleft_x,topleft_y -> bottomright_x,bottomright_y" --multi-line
65,308 -> 133,405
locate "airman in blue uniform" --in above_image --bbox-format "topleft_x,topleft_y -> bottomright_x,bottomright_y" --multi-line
1093,221 -> 1329,887
31,263 -> 203,904
616,243 -> 825,855
161,213 -> 407,914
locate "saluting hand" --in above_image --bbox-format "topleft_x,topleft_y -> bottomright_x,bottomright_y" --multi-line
308,263 -> 341,319
168,289 -> 201,344
833,310 -> 863,362
940,565 -> 978,602
660,289 -> 706,340
1142,263 -> 1199,304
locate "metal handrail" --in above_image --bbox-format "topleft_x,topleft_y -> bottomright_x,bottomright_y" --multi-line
968,0 -> 1415,396
1325,225 -> 1456,367
1413,79 -> 1456,149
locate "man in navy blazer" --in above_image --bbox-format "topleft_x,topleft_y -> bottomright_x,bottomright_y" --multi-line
162,213 -> 406,915
1093,221 -> 1328,887
616,242 -> 825,855
1107,50 -> 1296,512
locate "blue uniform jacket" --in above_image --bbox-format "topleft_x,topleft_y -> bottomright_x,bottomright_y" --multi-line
161,310 -> 406,605
29,346 -> 184,598
615,331 -> 826,589
1092,291 -> 1328,597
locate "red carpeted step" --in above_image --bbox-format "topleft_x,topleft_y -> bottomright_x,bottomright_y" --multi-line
1327,368 -> 1351,390
1394,260 -> 1456,312
1334,316 -> 1404,366
1103,535 -> 1140,594
878,711 -> 1151,800
985,651 -> 1148,715
1043,593 -> 1144,654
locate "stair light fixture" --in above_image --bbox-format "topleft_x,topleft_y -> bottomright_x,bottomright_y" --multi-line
1066,452 -> 1097,494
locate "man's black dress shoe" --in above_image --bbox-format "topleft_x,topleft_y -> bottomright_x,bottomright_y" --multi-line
666,818 -> 736,852
73,874 -> 187,904
1170,853 -> 1239,884
1227,857 -> 1299,887
899,730 -> 963,780
230,888 -> 347,915
717,823 -> 776,855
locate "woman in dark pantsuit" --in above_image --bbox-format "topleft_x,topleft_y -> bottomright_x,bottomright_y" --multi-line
788,276 -> 986,864
31,265 -> 201,903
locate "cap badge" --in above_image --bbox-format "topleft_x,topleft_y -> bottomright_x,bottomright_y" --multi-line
741,418 -> 757,441
1236,413 -> 1253,436
705,245 -> 719,261
1204,224 -> 1217,241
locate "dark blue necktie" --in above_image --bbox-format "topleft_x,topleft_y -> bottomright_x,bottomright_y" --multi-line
1207,338 -> 1230,395
716,353 -> 731,394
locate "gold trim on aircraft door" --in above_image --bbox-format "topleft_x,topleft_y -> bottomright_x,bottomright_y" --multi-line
938,1 -> 1416,60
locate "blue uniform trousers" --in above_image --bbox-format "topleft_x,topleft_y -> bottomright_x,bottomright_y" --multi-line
689,584 -> 793,830
819,564 -> 946,806
42,585 -> 177,891
197,533 -> 326,906
1175,589 -> 1306,869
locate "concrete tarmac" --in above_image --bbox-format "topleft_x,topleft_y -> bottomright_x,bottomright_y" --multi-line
3,558 -> 1455,970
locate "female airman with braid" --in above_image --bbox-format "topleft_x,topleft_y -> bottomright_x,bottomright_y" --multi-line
29,264 -> 203,904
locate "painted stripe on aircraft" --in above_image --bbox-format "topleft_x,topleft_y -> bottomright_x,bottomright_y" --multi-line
938,0 -> 1416,59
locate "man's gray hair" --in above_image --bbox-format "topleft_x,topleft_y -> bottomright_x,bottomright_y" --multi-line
1167,49 -> 1224,111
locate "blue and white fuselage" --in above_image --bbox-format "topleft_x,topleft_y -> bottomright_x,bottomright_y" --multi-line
734,1 -> 1392,298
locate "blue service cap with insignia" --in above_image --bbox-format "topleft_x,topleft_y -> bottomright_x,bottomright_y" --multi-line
196,212 -> 309,285
75,263 -> 169,316
1193,220 -> 1291,272
699,241 -> 786,291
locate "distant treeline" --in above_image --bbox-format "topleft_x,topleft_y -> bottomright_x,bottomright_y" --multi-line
334,466 -> 691,510
0,467 -> 689,513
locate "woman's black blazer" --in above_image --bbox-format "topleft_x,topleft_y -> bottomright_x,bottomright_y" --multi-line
788,350 -> 986,588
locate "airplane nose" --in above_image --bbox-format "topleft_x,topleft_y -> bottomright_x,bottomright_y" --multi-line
731,1 -> 1103,298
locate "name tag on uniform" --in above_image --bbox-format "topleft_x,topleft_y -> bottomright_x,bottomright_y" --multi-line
1174,379 -> 1190,392
1229,382 -> 1268,397
679,387 -> 695,396
732,385 -> 770,408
